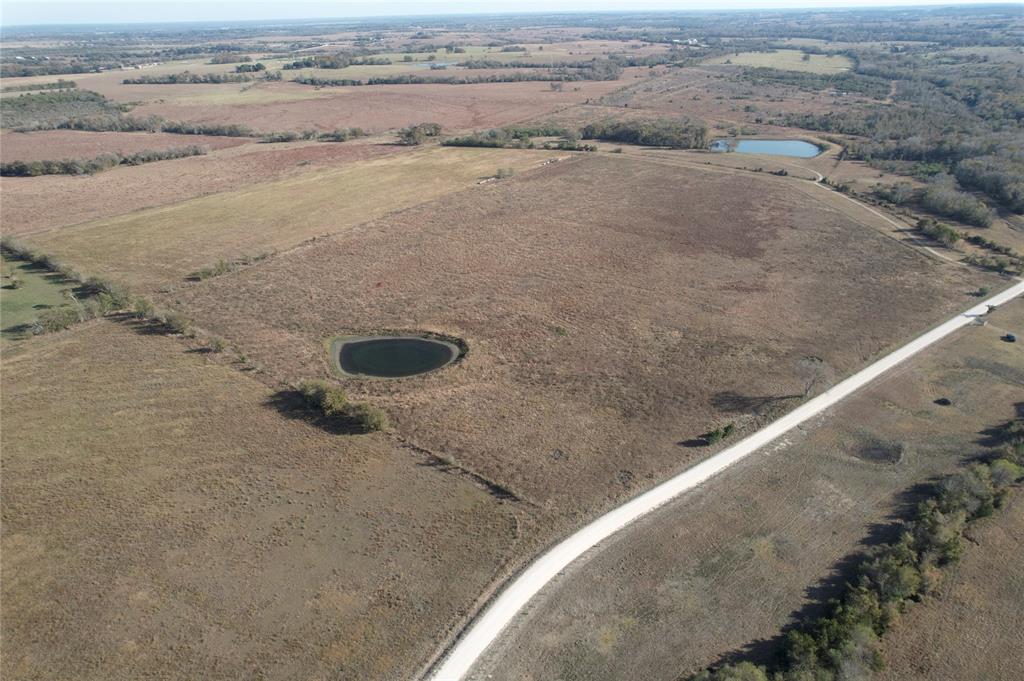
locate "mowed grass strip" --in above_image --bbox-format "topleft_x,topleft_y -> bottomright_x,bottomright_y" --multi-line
707,49 -> 853,74
30,146 -> 561,290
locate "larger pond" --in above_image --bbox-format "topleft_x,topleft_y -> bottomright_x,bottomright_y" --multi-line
711,138 -> 821,158
334,336 -> 460,378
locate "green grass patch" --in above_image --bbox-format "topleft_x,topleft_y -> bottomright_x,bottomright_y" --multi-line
1,255 -> 80,342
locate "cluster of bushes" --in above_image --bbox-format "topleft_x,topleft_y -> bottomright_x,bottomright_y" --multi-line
873,178 -> 993,228
398,122 -> 442,145
187,253 -> 268,280
298,380 -> 389,433
921,180 -> 994,227
963,253 -> 1023,276
1,145 -> 206,177
0,89 -> 128,129
260,127 -> 367,143
443,123 -> 598,151
691,418 -> 1024,681
123,71 -> 259,84
235,63 -> 266,73
210,53 -> 252,64
0,79 -> 77,93
954,155 -> 1024,214
916,218 -> 961,247
581,118 -> 709,149
702,423 -> 736,445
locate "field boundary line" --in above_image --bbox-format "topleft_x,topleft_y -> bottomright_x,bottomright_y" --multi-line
423,279 -> 1024,681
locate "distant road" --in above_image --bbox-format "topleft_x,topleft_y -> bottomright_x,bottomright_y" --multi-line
425,279 -> 1024,681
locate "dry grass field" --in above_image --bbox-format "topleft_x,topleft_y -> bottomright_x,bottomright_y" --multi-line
469,297 -> 1024,681
24,146 -> 562,289
3,13 -> 1021,681
129,79 -> 628,134
705,49 -> 854,74
0,138 -> 403,236
171,153 -> 994,523
1,318 -> 521,681
0,129 -> 248,162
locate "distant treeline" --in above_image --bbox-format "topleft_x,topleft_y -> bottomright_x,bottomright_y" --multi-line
260,127 -> 367,143
0,79 -> 77,93
123,71 -> 274,84
1,145 -> 207,176
690,416 -> 1024,681
283,54 -> 393,69
293,61 -> 622,87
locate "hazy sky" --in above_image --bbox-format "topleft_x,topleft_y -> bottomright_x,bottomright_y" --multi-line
1,0 -> 1012,26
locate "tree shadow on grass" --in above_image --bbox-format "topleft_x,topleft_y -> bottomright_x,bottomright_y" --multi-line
702,478 -> 942,671
711,391 -> 802,415
265,389 -> 373,435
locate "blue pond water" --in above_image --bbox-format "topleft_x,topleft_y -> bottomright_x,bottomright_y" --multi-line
336,337 -> 458,378
712,139 -> 821,158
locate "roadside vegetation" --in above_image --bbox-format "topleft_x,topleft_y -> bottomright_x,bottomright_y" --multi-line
691,416 -> 1024,681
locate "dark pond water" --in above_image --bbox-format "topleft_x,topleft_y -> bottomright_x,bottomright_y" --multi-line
337,337 -> 458,378
712,139 -> 821,158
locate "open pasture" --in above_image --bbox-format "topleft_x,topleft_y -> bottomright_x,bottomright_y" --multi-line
26,146 -> 562,289
705,49 -> 854,74
129,78 -> 628,133
0,137 -> 402,236
172,153 -> 992,522
0,129 -> 248,162
470,297 -> 1024,681
1,318 -> 520,681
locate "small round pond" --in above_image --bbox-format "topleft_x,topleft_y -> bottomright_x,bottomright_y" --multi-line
333,336 -> 460,378
711,138 -> 821,158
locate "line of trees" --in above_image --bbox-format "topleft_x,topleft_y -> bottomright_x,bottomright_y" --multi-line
1,145 -> 207,176
0,79 -> 77,93
283,54 -> 393,69
122,71 -> 258,84
581,118 -> 709,149
692,417 -> 1024,681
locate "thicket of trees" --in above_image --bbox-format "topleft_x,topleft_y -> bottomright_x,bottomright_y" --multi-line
581,118 -> 708,149
210,53 -> 252,64
443,123 -> 595,150
0,89 -> 128,129
282,54 -> 392,69
260,128 -> 367,143
1,145 -> 207,176
692,418 -> 1024,681
398,122 -> 442,145
235,62 -> 266,73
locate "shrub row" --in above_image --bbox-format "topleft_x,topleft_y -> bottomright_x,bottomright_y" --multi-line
691,418 -> 1024,681
1,236 -> 195,336
0,79 -> 77,93
0,145 -> 207,177
123,71 -> 258,84
298,380 -> 389,433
